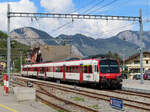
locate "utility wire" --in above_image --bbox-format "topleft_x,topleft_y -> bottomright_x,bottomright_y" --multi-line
48,0 -> 105,34
81,0 -> 105,14
87,0 -> 119,14
49,0 -> 118,34
49,0 -> 100,34
69,0 -> 98,14
51,21 -> 73,35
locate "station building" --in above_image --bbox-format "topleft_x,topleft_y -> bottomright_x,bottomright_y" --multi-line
125,51 -> 150,76
30,45 -> 82,63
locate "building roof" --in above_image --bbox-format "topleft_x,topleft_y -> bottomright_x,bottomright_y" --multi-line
40,45 -> 82,62
125,51 -> 150,62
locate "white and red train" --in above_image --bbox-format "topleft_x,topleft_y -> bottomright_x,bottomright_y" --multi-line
22,58 -> 122,89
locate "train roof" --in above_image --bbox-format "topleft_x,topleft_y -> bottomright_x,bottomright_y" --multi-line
23,59 -> 99,68
23,57 -> 118,68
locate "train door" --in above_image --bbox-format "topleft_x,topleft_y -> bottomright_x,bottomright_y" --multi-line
63,65 -> 66,80
37,67 -> 40,78
93,62 -> 99,82
27,67 -> 28,76
44,67 -> 47,79
80,64 -> 83,83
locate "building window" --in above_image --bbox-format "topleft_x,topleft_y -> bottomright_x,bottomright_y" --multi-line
130,68 -> 140,73
144,55 -> 146,58
134,60 -> 140,64
146,60 -> 148,64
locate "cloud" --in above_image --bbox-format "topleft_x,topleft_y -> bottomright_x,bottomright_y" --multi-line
40,0 -> 74,13
39,0 -> 133,38
0,0 -> 133,39
0,0 -> 37,31
48,19 -> 133,38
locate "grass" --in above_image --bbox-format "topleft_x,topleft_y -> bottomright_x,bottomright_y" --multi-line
89,104 -> 100,110
57,110 -> 65,112
71,97 -> 84,102
0,82 -> 4,86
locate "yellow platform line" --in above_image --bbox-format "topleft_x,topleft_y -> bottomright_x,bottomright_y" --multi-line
0,104 -> 18,112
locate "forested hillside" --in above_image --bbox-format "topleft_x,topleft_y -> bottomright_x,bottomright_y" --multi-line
0,31 -> 30,72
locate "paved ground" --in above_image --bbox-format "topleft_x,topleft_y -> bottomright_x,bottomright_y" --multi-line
0,86 -> 56,112
122,79 -> 150,93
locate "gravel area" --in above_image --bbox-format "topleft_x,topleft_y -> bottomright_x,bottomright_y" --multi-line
43,86 -> 146,112
12,76 -> 150,112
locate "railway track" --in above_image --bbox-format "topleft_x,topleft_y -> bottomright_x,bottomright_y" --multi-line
11,79 -> 99,112
11,76 -> 150,111
108,90 -> 150,99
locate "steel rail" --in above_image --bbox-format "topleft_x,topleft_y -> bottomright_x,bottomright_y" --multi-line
11,80 -> 99,112
36,95 -> 70,112
34,82 -> 150,107
38,85 -> 99,112
107,90 -> 150,99
12,76 -> 150,111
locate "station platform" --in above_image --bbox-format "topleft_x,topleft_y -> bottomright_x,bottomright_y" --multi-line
122,79 -> 150,93
0,86 -> 56,112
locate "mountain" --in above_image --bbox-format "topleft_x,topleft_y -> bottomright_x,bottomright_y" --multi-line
10,27 -> 57,46
11,27 -> 150,57
116,30 -> 150,51
11,27 -> 83,57
58,34 -> 139,57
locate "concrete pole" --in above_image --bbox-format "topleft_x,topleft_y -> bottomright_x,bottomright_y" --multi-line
7,4 -> 11,87
139,9 -> 144,84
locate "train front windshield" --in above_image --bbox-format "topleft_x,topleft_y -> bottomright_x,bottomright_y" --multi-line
99,60 -> 120,73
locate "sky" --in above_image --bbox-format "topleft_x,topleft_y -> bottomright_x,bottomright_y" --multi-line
0,0 -> 150,38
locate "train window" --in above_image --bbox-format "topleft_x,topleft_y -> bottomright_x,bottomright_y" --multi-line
58,67 -> 60,72
94,65 -> 98,72
66,66 -> 68,72
75,66 -> 77,73
48,67 -> 50,72
84,66 -> 88,73
56,66 -> 59,72
89,65 -> 92,73
57,67 -> 59,72
59,66 -> 62,72
49,67 -> 52,72
87,66 -> 89,73
40,67 -> 45,73
71,66 -> 73,72
51,67 -> 53,72
45,67 -> 48,72
76,66 -> 79,73
72,66 -> 76,73
67,66 -> 69,72
69,66 -> 71,72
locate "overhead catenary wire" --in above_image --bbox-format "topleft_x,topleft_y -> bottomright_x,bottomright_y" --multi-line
70,0 -> 100,14
7,22 -> 138,40
2,18 -> 148,41
87,0 -> 119,14
49,0 -> 102,35
81,0 -> 105,14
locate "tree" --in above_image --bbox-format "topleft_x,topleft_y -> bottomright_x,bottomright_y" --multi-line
0,31 -> 30,72
107,51 -> 113,58
107,51 -> 121,61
